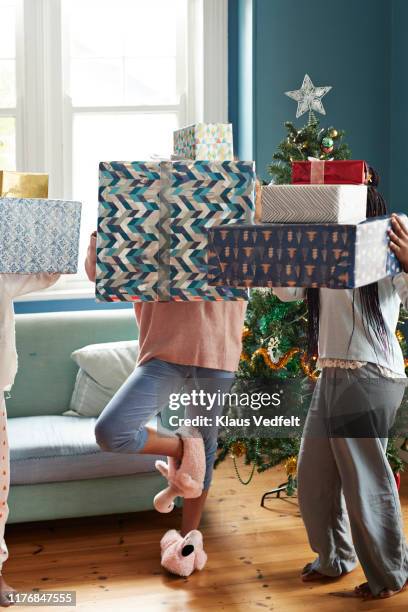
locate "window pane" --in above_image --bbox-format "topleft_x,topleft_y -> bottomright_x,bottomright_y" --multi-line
0,116 -> 16,169
125,58 -> 176,105
0,60 -> 16,108
70,59 -> 124,107
64,0 -> 182,106
0,0 -> 16,109
0,4 -> 16,58
72,112 -> 178,275
123,0 -> 177,58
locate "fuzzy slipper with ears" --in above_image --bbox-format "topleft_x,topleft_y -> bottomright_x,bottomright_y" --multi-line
154,427 -> 206,513
160,529 -> 207,577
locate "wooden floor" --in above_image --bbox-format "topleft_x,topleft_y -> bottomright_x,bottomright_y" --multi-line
4,458 -> 408,611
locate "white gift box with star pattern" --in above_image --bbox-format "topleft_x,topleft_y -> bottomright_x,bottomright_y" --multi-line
0,198 -> 82,273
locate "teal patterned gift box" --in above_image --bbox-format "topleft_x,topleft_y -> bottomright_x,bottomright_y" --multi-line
96,159 -> 255,302
173,123 -> 234,161
207,216 -> 404,290
0,198 -> 81,273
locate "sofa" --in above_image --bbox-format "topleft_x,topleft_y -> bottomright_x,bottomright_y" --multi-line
7,309 -> 170,524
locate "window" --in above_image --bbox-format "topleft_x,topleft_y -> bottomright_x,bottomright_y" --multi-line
63,0 -> 186,287
0,0 -> 17,170
4,0 -> 228,301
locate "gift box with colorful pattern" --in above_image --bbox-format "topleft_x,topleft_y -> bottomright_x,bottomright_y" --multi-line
96,159 -> 255,302
261,184 -> 367,224
0,198 -> 81,273
207,216 -> 403,290
292,160 -> 369,185
0,171 -> 49,198
173,123 -> 234,161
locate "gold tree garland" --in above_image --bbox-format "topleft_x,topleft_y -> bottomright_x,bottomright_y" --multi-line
241,332 -> 320,382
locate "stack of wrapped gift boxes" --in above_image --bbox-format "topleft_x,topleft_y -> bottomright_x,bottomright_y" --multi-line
96,123 -> 256,302
207,160 -> 404,290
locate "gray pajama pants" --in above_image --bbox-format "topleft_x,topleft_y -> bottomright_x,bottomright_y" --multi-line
298,364 -> 408,596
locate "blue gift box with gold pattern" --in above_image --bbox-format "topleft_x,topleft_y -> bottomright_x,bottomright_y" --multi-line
207,216 -> 404,290
96,160 -> 255,302
0,197 -> 81,273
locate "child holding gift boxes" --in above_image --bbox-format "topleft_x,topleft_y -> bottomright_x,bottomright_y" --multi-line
274,173 -> 408,600
85,231 -> 246,577
0,272 -> 59,606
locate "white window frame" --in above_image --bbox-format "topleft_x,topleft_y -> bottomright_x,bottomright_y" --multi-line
14,0 -> 229,303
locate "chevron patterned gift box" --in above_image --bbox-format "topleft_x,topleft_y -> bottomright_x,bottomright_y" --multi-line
0,198 -> 81,273
261,184 -> 367,224
96,159 -> 255,302
207,215 -> 404,290
173,123 -> 234,161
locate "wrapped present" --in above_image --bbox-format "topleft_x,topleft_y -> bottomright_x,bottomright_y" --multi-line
292,160 -> 369,185
0,171 -> 49,198
173,123 -> 234,161
0,198 -> 81,273
207,215 -> 404,290
261,184 -> 367,224
96,159 -> 255,302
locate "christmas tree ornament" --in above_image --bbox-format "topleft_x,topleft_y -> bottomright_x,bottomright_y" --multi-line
285,74 -> 332,123
321,136 -> 334,154
267,337 -> 282,364
285,456 -> 298,477
329,128 -> 339,139
229,441 -> 247,458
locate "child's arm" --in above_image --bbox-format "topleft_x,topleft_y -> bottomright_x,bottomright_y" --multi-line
3,272 -> 60,299
273,288 -> 306,302
84,231 -> 97,283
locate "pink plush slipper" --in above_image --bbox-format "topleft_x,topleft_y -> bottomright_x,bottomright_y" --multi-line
160,529 -> 207,577
154,427 -> 206,513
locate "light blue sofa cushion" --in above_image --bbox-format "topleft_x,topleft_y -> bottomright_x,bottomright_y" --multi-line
66,340 -> 139,417
9,415 -> 163,485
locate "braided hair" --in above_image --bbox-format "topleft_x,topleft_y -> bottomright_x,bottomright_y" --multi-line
306,167 -> 389,357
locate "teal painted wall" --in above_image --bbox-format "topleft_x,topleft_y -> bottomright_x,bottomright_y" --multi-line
390,0 -> 408,211
230,0 -> 395,204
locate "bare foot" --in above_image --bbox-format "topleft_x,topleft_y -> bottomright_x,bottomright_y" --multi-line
301,562 -> 347,583
330,580 -> 408,599
0,576 -> 16,607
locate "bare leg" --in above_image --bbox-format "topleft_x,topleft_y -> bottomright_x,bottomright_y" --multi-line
138,426 -> 183,461
0,575 -> 16,607
181,490 -> 209,536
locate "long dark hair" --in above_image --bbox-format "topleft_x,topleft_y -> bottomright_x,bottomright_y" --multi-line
307,167 -> 389,357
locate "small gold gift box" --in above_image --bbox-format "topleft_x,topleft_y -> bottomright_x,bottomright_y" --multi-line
0,171 -> 49,198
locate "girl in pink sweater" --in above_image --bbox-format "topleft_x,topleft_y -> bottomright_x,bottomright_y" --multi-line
85,232 -> 246,576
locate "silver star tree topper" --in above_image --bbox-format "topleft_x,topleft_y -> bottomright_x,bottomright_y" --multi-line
285,74 -> 332,119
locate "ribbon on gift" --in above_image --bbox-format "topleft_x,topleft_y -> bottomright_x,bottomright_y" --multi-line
157,162 -> 172,302
307,157 -> 334,184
